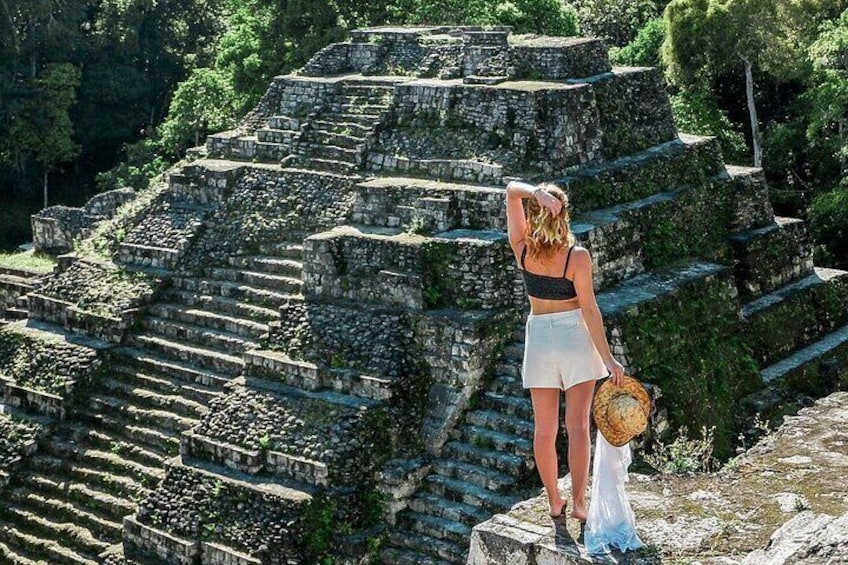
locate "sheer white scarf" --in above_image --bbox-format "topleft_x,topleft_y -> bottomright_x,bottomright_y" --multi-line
584,429 -> 645,554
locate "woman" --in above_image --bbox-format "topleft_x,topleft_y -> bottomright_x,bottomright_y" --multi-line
505,180 -> 625,524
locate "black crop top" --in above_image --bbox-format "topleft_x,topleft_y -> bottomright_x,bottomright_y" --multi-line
520,244 -> 577,300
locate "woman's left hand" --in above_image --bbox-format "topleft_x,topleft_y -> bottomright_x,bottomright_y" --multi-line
534,188 -> 563,216
605,357 -> 626,386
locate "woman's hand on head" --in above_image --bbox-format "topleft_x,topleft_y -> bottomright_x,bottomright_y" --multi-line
535,188 -> 563,216
605,357 -> 626,387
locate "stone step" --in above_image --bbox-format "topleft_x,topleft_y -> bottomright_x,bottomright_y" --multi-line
257,240 -> 304,259
97,376 -> 206,419
66,417 -> 178,467
398,511 -> 472,547
339,83 -> 395,96
111,346 -> 233,393
0,504 -> 111,560
302,157 -> 360,175
202,267 -> 304,294
562,133 -> 724,214
27,455 -> 148,502
430,458 -> 516,493
487,375 -> 524,396
110,362 -> 221,405
333,99 -> 389,110
127,332 -> 245,376
424,473 -> 522,515
325,109 -> 384,123
493,361 -> 520,380
0,274 -> 34,293
117,243 -> 180,271
171,275 -> 299,311
465,409 -> 533,438
312,119 -> 373,136
481,391 -> 533,421
268,115 -> 301,130
0,539 -> 41,565
87,393 -> 199,436
6,489 -> 122,544
306,129 -> 367,149
729,216 -> 814,299
742,267 -> 848,367
147,302 -> 270,340
43,441 -> 165,487
385,529 -> 466,564
407,492 -> 491,526
22,472 -> 135,524
306,143 -> 360,163
3,307 -> 28,320
322,370 -> 394,401
0,525 -> 99,565
141,315 -> 262,352
380,546 -> 453,565
226,255 -> 303,278
441,441 -> 530,478
159,288 -> 282,326
454,425 -> 533,457
255,127 -> 296,145
761,323 -> 848,387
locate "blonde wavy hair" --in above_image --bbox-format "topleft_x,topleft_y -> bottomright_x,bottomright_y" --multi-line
524,182 -> 575,261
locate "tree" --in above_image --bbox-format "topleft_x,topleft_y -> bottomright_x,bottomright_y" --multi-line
663,0 -> 809,168
610,17 -> 665,67
805,9 -> 848,176
6,63 -> 81,208
569,0 -> 662,46
158,67 -> 239,155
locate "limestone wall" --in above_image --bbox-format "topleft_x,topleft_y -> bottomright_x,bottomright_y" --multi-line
31,187 -> 136,254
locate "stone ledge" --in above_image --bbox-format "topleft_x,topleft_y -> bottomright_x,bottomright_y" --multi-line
201,541 -> 262,565
123,514 -> 199,565
468,392 -> 848,563
0,375 -> 68,419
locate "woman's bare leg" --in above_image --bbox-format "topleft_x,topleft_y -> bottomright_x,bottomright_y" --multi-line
564,379 -> 595,521
530,388 -> 565,516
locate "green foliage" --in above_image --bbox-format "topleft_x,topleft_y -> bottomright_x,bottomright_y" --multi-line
809,182 -> 848,268
387,0 -> 578,34
610,17 -> 665,68
670,89 -> 748,163
301,495 -> 336,559
158,67 -> 240,155
569,0 -> 663,47
95,133 -> 171,193
644,425 -> 717,473
1,62 -> 82,205
0,249 -> 55,274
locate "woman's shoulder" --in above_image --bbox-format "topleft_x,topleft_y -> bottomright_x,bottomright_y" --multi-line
569,245 -> 592,264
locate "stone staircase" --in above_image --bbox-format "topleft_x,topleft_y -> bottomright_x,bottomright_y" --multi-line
0,237 -> 306,563
292,82 -> 395,175
383,333 -> 533,564
0,267 -> 45,321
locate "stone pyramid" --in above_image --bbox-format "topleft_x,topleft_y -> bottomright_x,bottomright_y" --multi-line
0,25 -> 845,565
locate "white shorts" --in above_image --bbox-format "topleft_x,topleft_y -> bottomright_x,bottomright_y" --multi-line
521,308 -> 609,390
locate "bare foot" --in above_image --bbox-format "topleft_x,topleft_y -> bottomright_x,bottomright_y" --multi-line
570,500 -> 587,522
549,498 -> 567,518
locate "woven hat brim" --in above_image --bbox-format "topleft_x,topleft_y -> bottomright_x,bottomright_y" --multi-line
592,376 -> 651,447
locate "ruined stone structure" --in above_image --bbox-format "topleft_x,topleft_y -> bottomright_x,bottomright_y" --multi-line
0,25 -> 846,565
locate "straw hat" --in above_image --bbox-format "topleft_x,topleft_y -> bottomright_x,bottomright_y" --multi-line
592,376 -> 651,447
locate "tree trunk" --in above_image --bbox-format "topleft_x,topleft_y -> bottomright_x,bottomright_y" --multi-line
742,56 -> 763,168
43,169 -> 48,209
